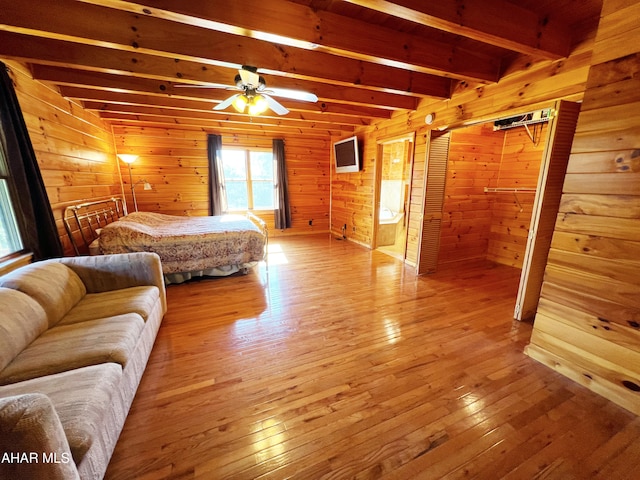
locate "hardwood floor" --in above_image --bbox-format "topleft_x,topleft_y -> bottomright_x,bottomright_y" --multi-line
105,234 -> 640,479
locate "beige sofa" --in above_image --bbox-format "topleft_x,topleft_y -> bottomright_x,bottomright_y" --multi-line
0,252 -> 166,480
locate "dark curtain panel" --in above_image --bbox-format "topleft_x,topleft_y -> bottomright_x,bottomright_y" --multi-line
273,138 -> 291,229
207,134 -> 225,216
0,62 -> 62,260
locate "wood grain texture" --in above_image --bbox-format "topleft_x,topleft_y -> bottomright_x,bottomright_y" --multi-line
336,20 -> 595,267
112,126 -> 331,235
527,0 -> 640,416
104,234 -> 640,479
6,60 -> 122,256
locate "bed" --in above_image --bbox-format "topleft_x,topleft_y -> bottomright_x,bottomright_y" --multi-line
63,197 -> 268,284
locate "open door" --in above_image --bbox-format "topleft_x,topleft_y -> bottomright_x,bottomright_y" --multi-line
374,134 -> 415,259
514,100 -> 582,320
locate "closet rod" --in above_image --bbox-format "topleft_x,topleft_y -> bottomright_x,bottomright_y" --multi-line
483,187 -> 537,193
484,187 -> 536,212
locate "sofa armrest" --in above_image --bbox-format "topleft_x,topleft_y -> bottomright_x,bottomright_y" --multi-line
55,252 -> 167,314
0,393 -> 80,480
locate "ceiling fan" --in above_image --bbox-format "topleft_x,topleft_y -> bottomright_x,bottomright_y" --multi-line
180,66 -> 318,116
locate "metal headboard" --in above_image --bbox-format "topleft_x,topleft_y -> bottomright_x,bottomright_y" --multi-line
63,197 -> 126,255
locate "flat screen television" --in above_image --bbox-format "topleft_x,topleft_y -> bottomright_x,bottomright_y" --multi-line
333,136 -> 360,173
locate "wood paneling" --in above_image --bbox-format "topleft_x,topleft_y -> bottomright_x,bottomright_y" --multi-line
439,124 -> 502,266
526,0 -> 640,415
112,125 -> 331,236
337,24 -> 595,268
3,0 -> 636,418
330,133 -> 375,246
515,101 -> 581,321
486,124 -> 548,268
6,60 -> 122,256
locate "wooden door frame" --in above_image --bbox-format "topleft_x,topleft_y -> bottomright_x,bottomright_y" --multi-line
514,100 -> 581,320
372,132 -> 416,256
415,101 -> 581,321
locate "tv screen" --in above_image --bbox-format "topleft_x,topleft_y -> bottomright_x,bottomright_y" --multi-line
333,136 -> 360,173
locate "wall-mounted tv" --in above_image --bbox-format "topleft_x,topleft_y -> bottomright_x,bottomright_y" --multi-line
333,136 -> 360,173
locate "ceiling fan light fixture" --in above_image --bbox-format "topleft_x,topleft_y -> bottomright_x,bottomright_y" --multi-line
232,94 -> 249,113
248,95 -> 269,115
207,66 -> 314,116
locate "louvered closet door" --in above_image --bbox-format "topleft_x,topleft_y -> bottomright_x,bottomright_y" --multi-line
417,132 -> 450,275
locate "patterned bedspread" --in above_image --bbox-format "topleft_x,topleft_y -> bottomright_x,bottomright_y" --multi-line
98,212 -> 266,274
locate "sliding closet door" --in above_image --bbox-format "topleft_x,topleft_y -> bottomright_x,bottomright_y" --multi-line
514,100 -> 582,320
417,131 -> 450,275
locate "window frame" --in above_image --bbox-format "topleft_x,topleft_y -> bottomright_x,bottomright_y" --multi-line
220,147 -> 276,212
0,135 -> 25,262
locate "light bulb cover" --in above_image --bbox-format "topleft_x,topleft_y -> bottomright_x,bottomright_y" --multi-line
117,154 -> 138,164
232,94 -> 249,113
248,95 -> 269,115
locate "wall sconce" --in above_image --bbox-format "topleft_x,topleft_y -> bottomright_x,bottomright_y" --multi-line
117,154 -> 151,212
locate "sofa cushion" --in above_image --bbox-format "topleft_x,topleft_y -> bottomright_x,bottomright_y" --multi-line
0,314 -> 144,385
59,286 -> 160,326
0,363 -> 122,464
0,261 -> 86,328
0,393 -> 80,480
0,288 -> 48,372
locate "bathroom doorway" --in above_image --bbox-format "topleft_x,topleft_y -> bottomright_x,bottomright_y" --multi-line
374,134 -> 415,260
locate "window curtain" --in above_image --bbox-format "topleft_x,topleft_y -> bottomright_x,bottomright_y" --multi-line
0,62 -> 62,260
207,134 -> 226,216
273,138 -> 291,229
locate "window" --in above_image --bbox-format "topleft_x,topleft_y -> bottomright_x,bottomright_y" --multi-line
0,141 -> 23,258
221,148 -> 275,211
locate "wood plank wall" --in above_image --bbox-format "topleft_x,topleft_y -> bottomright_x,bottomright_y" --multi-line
329,133 -> 373,245
6,60 -> 122,257
436,122 -> 547,269
525,0 -> 640,415
487,123 -> 548,268
339,20 -> 597,266
113,125 -> 331,236
439,123 -> 503,266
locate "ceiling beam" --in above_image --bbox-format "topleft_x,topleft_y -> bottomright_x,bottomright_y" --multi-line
0,0 -> 452,98
29,63 -> 417,112
0,30 -> 387,113
83,102 -> 359,131
77,0 -> 501,83
58,87 -> 392,120
101,113 -> 351,137
80,99 -> 372,127
341,0 -> 572,59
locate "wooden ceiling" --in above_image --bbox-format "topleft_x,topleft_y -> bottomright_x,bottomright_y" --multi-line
0,0 -> 602,136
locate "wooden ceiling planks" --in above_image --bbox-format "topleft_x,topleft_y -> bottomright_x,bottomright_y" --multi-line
0,0 -> 602,135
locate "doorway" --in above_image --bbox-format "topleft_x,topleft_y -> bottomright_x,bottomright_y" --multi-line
375,135 -> 414,260
416,100 -> 581,320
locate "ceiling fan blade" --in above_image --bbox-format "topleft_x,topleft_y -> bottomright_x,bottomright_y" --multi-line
266,87 -> 318,103
213,94 -> 240,111
239,68 -> 260,88
262,94 -> 289,115
174,83 -> 228,89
